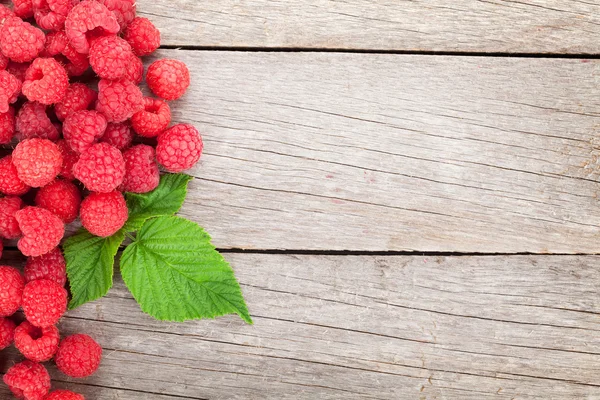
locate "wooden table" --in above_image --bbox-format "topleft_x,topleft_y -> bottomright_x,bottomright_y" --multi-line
3,1 -> 600,398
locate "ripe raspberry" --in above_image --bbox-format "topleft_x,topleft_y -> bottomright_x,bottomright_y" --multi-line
24,247 -> 67,286
0,17 -> 45,63
156,124 -> 204,172
22,279 -> 67,327
22,58 -> 69,104
55,83 -> 97,121
97,0 -> 135,30
89,35 -> 132,80
3,361 -> 50,400
147,59 -> 191,101
131,98 -> 171,137
14,321 -> 60,362
0,5 -> 15,22
124,52 -> 143,84
100,122 -> 133,150
124,17 -> 160,56
64,0 -> 120,55
80,190 -> 127,237
95,78 -> 143,122
55,334 -> 102,378
0,70 -> 21,113
63,110 -> 107,154
0,107 -> 15,143
121,144 -> 159,193
44,391 -> 85,400
15,206 -> 65,257
12,139 -> 63,187
56,139 -> 79,180
33,0 -> 77,31
12,0 -> 34,19
42,31 -> 89,76
73,142 -> 125,192
0,53 -> 9,71
35,179 -> 81,223
7,61 -> 30,82
0,196 -> 23,239
0,156 -> 30,196
0,317 -> 16,350
0,266 -> 24,317
16,102 -> 59,141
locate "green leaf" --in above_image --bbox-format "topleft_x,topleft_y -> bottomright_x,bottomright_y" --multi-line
124,173 -> 193,232
64,229 -> 124,310
120,216 -> 252,324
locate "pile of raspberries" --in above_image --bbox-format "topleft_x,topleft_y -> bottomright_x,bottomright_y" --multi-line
0,0 -> 203,398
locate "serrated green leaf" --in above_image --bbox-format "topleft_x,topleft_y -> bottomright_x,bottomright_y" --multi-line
120,216 -> 252,324
124,173 -> 192,232
64,229 -> 124,309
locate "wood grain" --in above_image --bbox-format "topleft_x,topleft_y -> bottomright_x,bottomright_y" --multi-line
2,253 -> 599,399
155,50 -> 600,253
138,0 -> 600,53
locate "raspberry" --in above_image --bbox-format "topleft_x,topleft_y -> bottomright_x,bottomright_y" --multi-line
131,98 -> 171,137
0,17 -> 45,63
12,0 -> 34,19
80,190 -> 127,237
16,102 -> 59,141
55,334 -> 102,378
89,35 -> 132,80
33,0 -> 76,31
0,70 -> 21,113
63,110 -> 107,154
0,107 -> 15,144
42,31 -> 89,76
0,5 -> 16,22
121,144 -> 159,193
0,266 -> 24,317
0,156 -> 30,196
22,58 -> 69,104
15,206 -> 65,257
14,321 -> 60,362
0,317 -> 16,350
97,0 -> 135,30
56,140 -> 79,180
44,391 -> 85,400
3,361 -> 50,400
21,279 -> 67,327
64,0 -> 120,55
146,59 -> 191,101
35,179 -> 81,223
24,247 -> 67,286
124,52 -> 143,84
156,124 -> 203,172
124,17 -> 160,56
73,142 -> 125,192
0,53 -> 9,71
7,61 -> 30,82
0,196 -> 23,239
55,83 -> 97,121
12,139 -> 63,187
95,78 -> 143,122
100,122 -> 133,150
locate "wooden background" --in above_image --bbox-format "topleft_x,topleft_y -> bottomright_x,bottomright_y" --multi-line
3,1 -> 600,398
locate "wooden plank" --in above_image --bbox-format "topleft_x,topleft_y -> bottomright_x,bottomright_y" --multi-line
138,0 -> 600,53
157,50 -> 600,253
2,253 -> 600,398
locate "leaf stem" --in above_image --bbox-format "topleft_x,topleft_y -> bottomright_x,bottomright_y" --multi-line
125,232 -> 137,242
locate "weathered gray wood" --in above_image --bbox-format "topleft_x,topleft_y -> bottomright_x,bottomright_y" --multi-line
139,0 -> 600,53
150,50 -> 600,253
2,254 -> 600,398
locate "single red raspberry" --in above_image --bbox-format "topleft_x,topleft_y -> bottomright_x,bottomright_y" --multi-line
96,78 -> 143,122
16,102 -> 59,141
0,53 -> 9,71
123,52 -> 143,84
156,124 -> 204,172
131,98 -> 171,137
24,247 -> 67,286
89,35 -> 132,80
121,144 -> 159,193
22,57 -> 69,104
12,139 -> 63,187
100,122 -> 133,150
0,107 -> 15,143
15,206 -> 65,257
33,0 -> 77,31
0,156 -> 30,196
14,320 -> 60,362
0,266 -> 24,317
7,61 -> 30,82
0,4 -> 16,22
0,70 -> 21,113
147,59 -> 191,101
0,17 -> 45,63
55,83 -> 97,121
63,110 -> 107,154
35,179 -> 81,223
12,0 -> 34,19
3,361 -> 50,400
124,17 -> 160,56
56,334 -> 102,378
42,31 -> 89,76
44,391 -> 85,400
96,0 -> 135,30
64,0 -> 120,55
21,279 -> 67,327
73,142 -> 125,192
0,196 -> 23,239
56,139 -> 79,180
80,190 -> 127,237
0,317 -> 16,350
